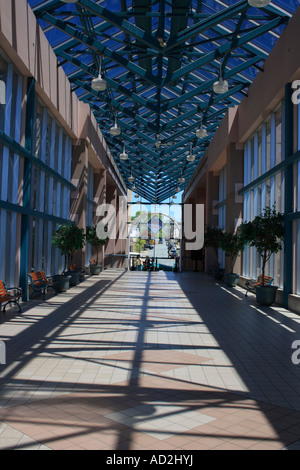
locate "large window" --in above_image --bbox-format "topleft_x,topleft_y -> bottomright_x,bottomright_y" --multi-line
218,166 -> 226,269
243,103 -> 285,287
0,54 -> 23,286
30,100 -> 72,275
85,164 -> 95,266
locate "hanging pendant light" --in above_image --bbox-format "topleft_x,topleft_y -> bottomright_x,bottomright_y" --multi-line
213,61 -> 229,94
187,144 -> 195,162
155,134 -> 162,149
110,115 -> 121,136
213,77 -> 229,94
91,56 -> 107,92
248,0 -> 270,6
128,173 -> 135,183
120,145 -> 128,161
196,117 -> 208,139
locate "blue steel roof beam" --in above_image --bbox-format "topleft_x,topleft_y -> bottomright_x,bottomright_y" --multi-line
166,0 -> 201,131
159,114 -> 225,160
150,128 -> 219,172
164,0 -> 249,54
161,140 -> 216,172
75,0 -> 163,53
100,11 -> 279,21
89,104 -> 158,149
159,112 -> 226,153
160,77 -> 249,132
134,0 -> 153,73
52,18 -> 118,55
259,3 -> 293,18
167,0 -> 191,76
160,51 -> 270,114
162,15 -> 288,88
38,11 -> 161,88
99,134 -> 157,171
160,80 -> 241,117
32,0 -> 63,14
211,23 -> 270,61
75,80 -> 158,133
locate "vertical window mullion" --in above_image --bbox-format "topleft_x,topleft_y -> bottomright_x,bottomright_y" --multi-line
10,73 -> 22,286
56,128 -> 63,217
0,63 -> 13,282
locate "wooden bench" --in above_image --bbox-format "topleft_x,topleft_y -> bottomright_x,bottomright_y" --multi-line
0,281 -> 22,313
28,271 -> 56,301
245,275 -> 274,297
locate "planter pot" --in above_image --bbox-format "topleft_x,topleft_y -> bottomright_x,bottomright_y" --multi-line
224,273 -> 239,287
256,285 -> 278,306
90,264 -> 102,275
53,274 -> 71,293
69,271 -> 80,286
213,268 -> 224,280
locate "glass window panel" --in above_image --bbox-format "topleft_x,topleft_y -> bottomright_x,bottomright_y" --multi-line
0,58 -> 7,132
257,126 -> 262,178
266,117 -> 271,172
276,106 -> 282,165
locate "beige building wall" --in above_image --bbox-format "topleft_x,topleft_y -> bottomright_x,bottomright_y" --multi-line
0,0 -> 128,277
183,5 -> 300,292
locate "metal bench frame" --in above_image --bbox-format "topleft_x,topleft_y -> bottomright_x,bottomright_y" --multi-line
28,271 -> 56,301
0,281 -> 22,313
245,275 -> 274,297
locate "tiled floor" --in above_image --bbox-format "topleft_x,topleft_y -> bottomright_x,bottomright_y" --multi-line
1,270 -> 300,450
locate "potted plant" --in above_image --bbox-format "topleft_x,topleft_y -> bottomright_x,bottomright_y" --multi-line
220,231 -> 245,287
86,224 -> 108,275
51,223 -> 85,291
204,225 -> 224,279
240,206 -> 284,306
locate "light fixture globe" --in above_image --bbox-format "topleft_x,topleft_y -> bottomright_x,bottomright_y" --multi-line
248,0 -> 270,7
110,123 -> 121,136
119,146 -> 128,161
196,125 -> 208,139
91,75 -> 107,92
128,174 -> 135,183
213,77 -> 229,94
187,154 -> 195,162
179,176 -> 185,184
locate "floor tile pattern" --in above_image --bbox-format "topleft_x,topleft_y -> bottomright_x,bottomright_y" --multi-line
0,270 -> 300,450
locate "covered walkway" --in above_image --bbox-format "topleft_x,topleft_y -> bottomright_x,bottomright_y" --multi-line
0,271 -> 300,450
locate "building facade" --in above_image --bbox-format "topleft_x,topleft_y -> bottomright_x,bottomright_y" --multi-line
0,0 -> 127,300
183,6 -> 300,313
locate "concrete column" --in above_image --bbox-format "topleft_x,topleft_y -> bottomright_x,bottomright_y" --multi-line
225,143 -> 244,274
205,171 -> 219,272
105,181 -> 117,269
70,140 -> 88,269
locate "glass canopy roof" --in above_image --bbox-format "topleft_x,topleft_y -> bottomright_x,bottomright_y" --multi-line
27,0 -> 300,203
